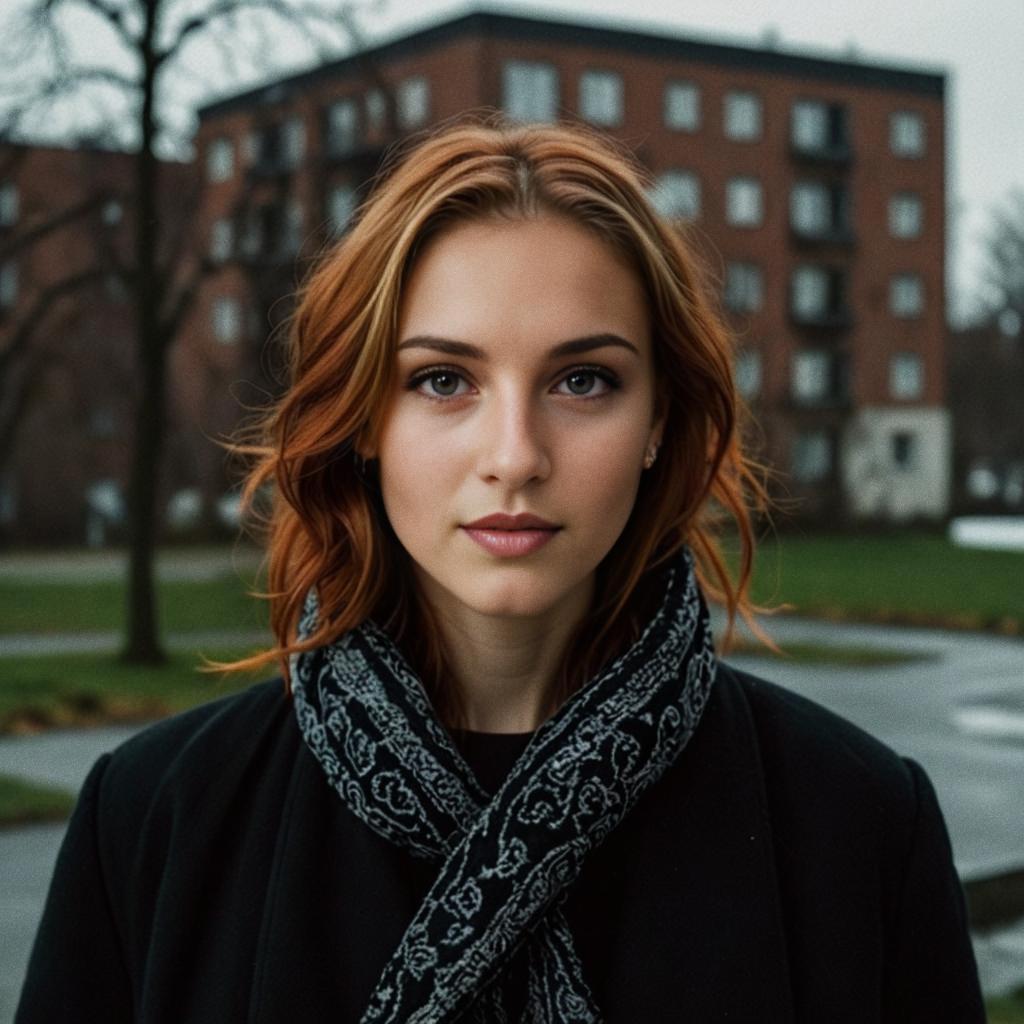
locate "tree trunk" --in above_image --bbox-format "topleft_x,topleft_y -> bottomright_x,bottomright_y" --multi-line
122,335 -> 167,663
121,6 -> 167,666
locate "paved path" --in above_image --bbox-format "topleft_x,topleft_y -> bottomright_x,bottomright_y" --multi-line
0,628 -> 271,657
1,824 -> 66,1021
0,546 -> 263,583
0,723 -> 148,1020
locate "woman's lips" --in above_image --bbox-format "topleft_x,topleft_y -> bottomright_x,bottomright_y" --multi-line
461,527 -> 559,558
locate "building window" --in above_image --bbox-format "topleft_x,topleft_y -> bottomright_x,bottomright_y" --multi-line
328,184 -> 357,234
0,183 -> 17,226
206,137 -> 234,182
242,130 -> 260,166
212,296 -> 241,344
890,274 -> 924,318
327,98 -> 359,157
790,181 -> 849,238
736,349 -> 762,398
85,480 -> 124,539
240,209 -> 263,257
397,76 -> 430,129
791,349 -> 833,404
105,273 -> 128,302
503,61 -> 559,122
890,352 -> 924,399
366,88 -> 386,131
891,431 -> 917,470
100,199 -> 123,226
791,99 -> 848,155
725,177 -> 763,227
282,199 -> 304,255
209,218 -> 233,263
890,111 -> 925,157
792,430 -> 832,482
0,261 -> 17,308
664,81 -> 700,131
281,117 -> 305,169
579,70 -> 623,126
791,265 -> 845,322
724,262 -> 763,313
723,91 -> 762,141
889,192 -> 923,239
89,408 -> 116,439
650,170 -> 701,222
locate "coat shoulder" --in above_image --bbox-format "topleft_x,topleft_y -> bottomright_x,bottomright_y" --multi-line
97,677 -> 294,830
717,660 -> 920,821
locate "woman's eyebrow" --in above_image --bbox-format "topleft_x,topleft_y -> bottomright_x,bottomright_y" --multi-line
395,333 -> 640,359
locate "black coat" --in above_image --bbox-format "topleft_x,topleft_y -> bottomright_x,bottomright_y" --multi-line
17,662 -> 984,1022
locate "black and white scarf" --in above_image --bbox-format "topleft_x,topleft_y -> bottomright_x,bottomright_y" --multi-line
290,546 -> 717,1023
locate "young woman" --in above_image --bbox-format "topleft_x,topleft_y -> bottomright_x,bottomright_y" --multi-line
18,118 -> 983,1022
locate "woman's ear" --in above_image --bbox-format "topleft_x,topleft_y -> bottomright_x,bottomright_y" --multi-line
649,404 -> 667,451
353,429 -> 377,462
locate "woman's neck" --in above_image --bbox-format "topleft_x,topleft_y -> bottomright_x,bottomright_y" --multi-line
417,573 -> 594,734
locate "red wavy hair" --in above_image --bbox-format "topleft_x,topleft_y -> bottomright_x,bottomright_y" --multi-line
212,114 -> 771,728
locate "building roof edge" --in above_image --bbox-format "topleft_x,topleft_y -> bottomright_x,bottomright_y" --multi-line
197,7 -> 946,121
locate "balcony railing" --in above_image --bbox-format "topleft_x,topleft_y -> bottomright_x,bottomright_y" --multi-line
790,140 -> 853,165
790,223 -> 856,247
789,307 -> 855,332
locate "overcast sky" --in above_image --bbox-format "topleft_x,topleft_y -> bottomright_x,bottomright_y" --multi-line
5,0 -> 1022,319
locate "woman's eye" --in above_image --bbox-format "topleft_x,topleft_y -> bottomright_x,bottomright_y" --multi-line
556,369 -> 617,398
409,369 -> 472,399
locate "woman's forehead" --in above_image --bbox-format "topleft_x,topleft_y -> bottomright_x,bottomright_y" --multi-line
396,214 -> 651,356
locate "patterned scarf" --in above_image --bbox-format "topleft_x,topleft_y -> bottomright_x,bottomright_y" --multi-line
290,546 -> 717,1023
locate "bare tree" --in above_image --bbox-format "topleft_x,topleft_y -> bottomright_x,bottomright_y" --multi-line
0,0 -> 377,664
979,187 -> 1024,334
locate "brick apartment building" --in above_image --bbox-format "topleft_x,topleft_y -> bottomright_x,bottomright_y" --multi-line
0,143 -> 199,546
0,143 -> 141,545
186,8 -> 949,525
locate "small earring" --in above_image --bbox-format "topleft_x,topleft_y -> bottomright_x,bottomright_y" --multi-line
643,443 -> 660,470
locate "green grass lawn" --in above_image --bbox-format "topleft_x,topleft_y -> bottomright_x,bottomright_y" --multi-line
0,649 -> 272,734
0,773 -> 76,826
739,531 -> 1024,632
0,573 -> 268,635
988,988 -> 1024,1024
728,639 -> 935,667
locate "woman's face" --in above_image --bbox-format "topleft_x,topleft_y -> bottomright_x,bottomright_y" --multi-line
372,212 -> 663,623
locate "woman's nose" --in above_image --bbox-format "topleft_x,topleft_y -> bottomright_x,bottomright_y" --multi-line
475,395 -> 551,488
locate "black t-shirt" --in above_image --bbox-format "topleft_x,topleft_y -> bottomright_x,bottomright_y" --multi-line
451,728 -> 534,795
449,728 -> 536,1013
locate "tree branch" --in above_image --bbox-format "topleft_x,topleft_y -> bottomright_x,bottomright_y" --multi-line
158,0 -> 355,66
43,0 -> 139,51
0,192 -> 110,263
63,65 -> 140,92
0,266 -> 106,382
